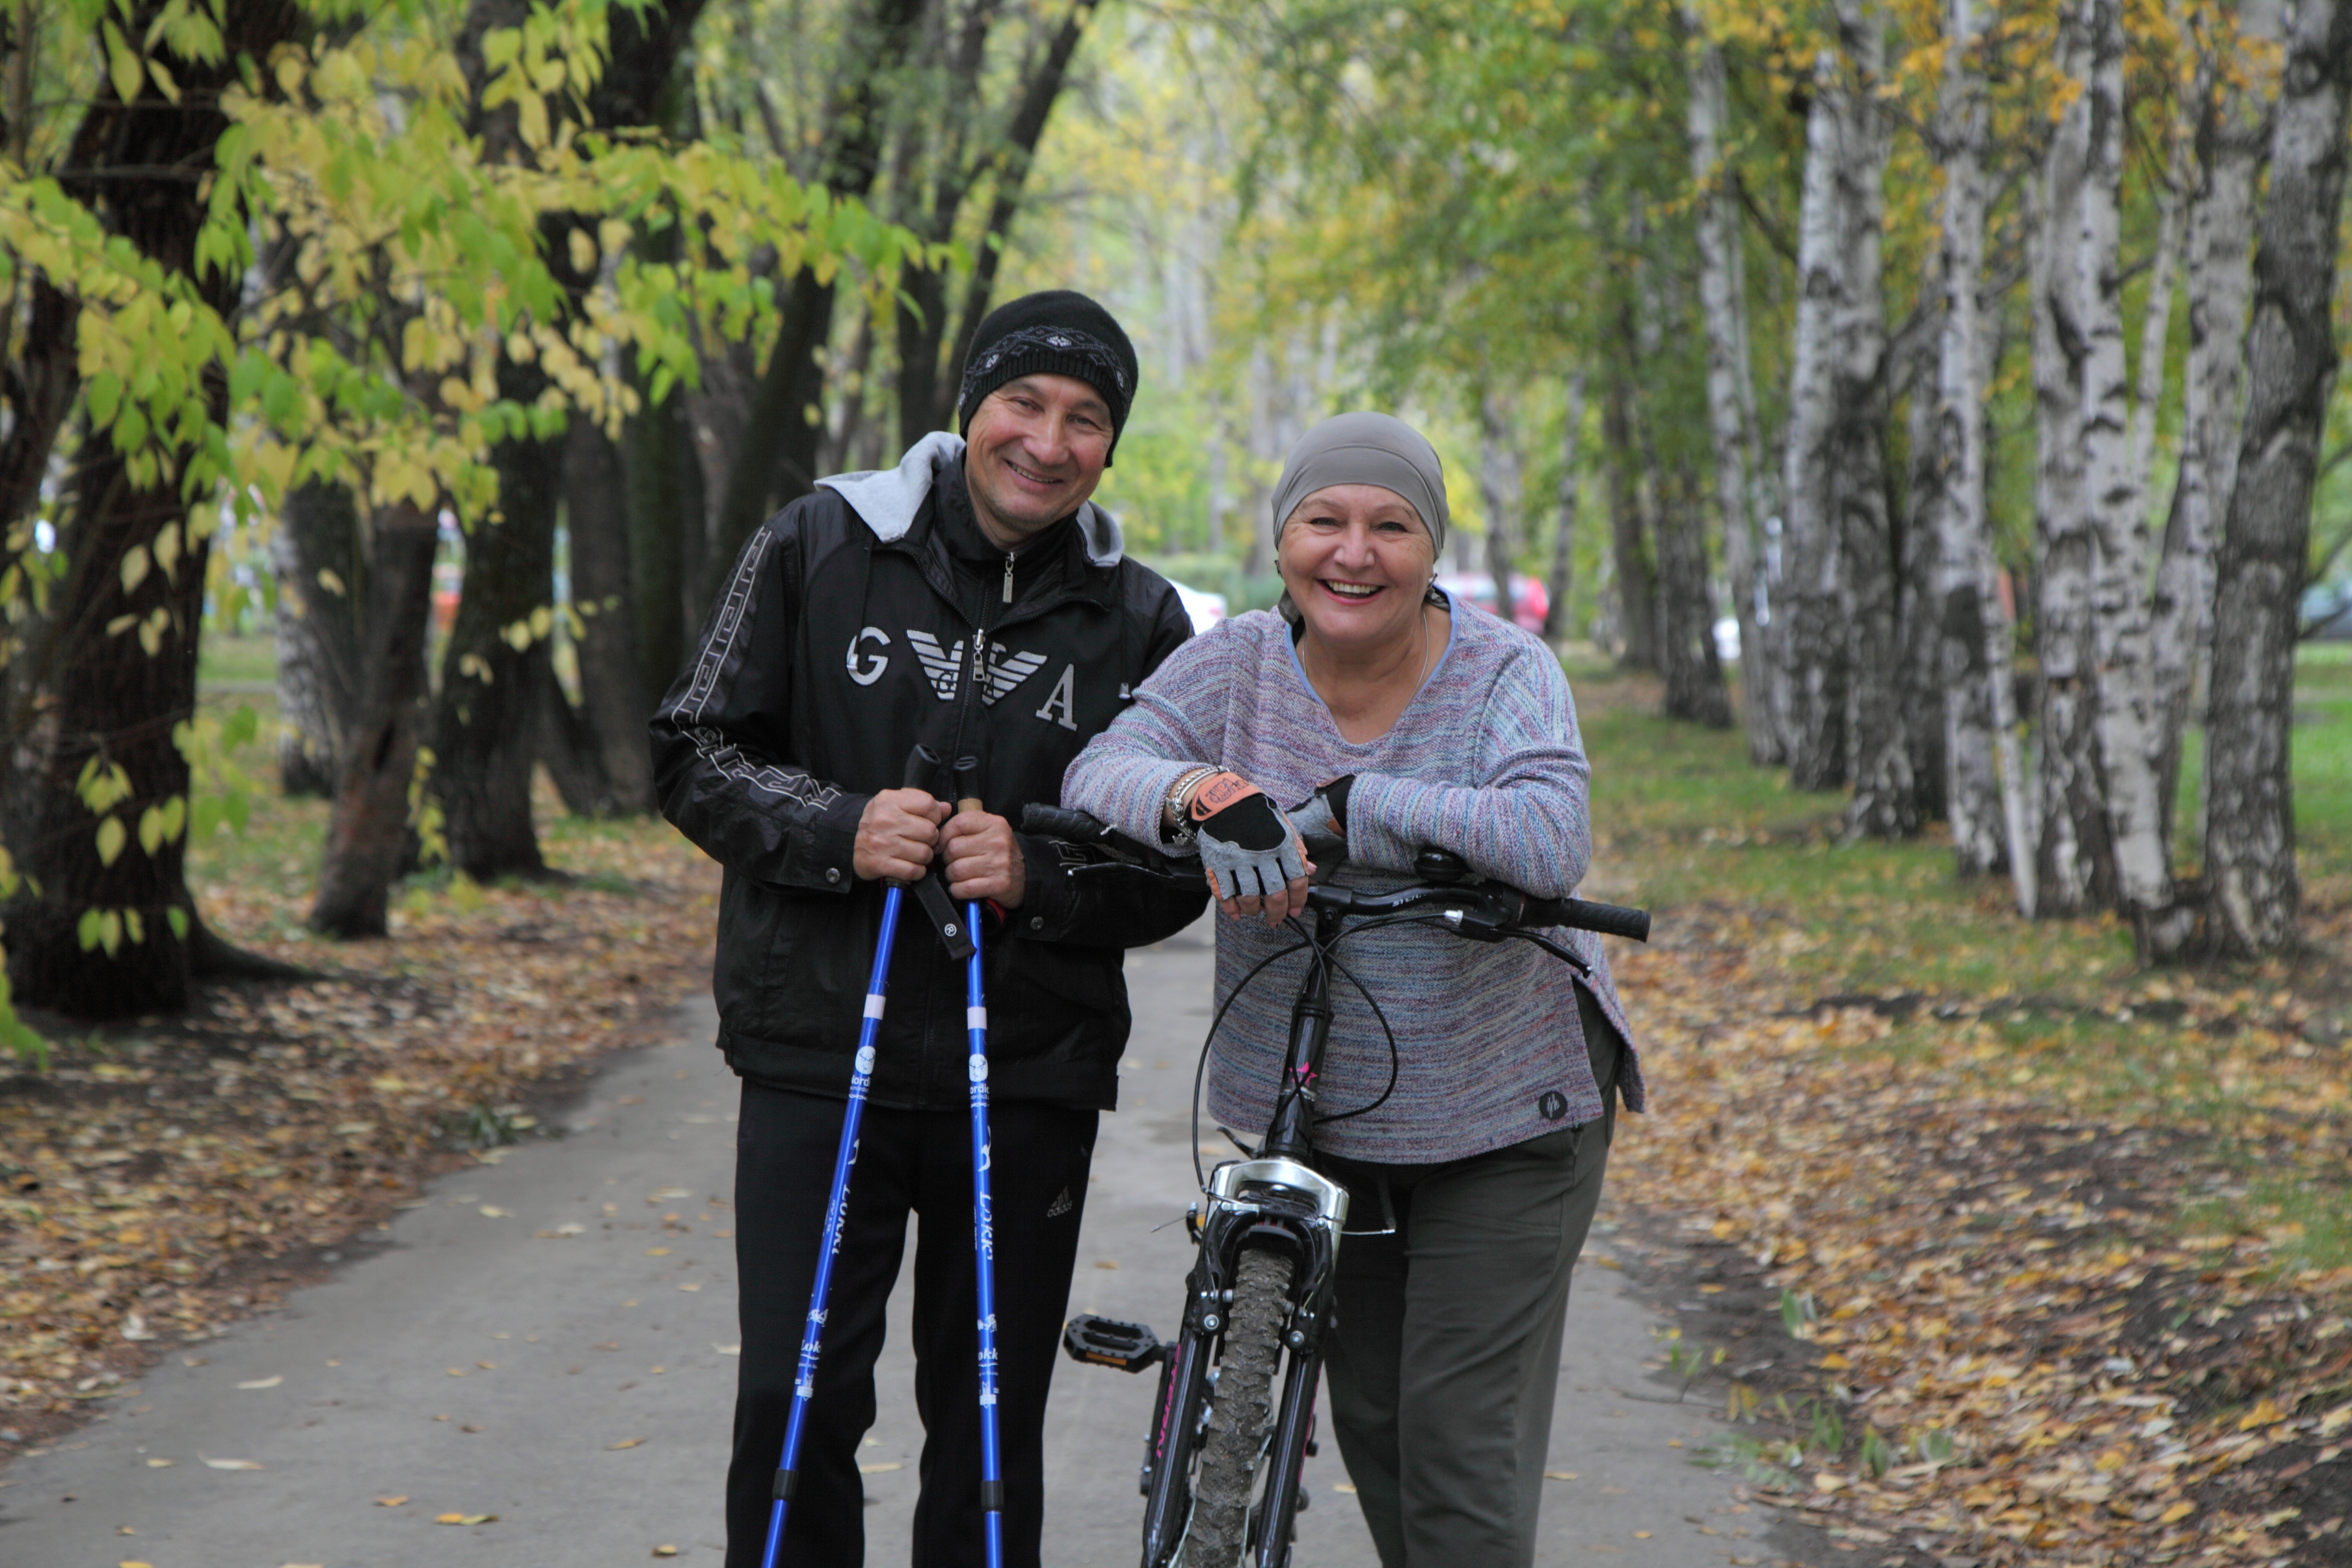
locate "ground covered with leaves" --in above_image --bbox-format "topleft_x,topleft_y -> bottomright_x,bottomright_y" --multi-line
0,778 -> 719,1454
1581,654 -> 2352,1568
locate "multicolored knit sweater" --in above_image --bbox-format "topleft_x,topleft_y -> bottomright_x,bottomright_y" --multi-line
1060,598 -> 1642,1164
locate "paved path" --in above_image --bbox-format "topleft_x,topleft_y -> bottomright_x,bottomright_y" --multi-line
0,917 -> 1789,1567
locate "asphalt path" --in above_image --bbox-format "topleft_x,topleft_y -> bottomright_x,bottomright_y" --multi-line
0,915 -> 1791,1567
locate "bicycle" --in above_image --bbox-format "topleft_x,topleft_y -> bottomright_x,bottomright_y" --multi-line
1026,806 -> 1649,1568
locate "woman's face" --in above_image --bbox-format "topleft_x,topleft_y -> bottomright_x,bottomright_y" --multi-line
1277,483 -> 1437,653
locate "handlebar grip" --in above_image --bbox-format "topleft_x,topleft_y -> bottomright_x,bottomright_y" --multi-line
1021,804 -> 1107,840
1519,897 -> 1651,942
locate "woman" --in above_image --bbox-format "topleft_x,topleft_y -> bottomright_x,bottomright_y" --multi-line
1060,410 -> 1641,1568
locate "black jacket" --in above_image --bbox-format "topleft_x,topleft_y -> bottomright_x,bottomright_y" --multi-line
650,439 -> 1206,1111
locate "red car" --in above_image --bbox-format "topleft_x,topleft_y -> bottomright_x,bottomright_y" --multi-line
1435,571 -> 1550,634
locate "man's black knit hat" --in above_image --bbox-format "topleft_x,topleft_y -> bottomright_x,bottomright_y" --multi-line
956,290 -> 1139,463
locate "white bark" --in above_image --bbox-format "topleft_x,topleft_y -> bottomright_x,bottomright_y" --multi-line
2155,0 -> 2278,823
1685,16 -> 1772,760
2081,0 -> 2189,953
1782,41 -> 1851,790
2031,8 -> 2104,912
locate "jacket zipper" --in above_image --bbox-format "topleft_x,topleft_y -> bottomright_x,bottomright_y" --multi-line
1002,549 -> 1017,604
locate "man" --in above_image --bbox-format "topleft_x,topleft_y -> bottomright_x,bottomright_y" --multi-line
650,290 -> 1205,1568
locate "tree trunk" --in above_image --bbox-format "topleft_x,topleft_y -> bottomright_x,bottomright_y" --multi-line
624,367 -> 704,699
2079,0 -> 2190,955
564,418 -> 656,811
1685,16 -> 1771,756
432,386 -> 563,881
2031,10 -> 2110,915
1544,370 -> 1586,642
1903,267 -> 1952,827
1929,0 -> 2036,905
1655,464 -> 1733,727
707,0 -> 926,604
1477,386 -> 1522,630
1781,40 -> 1852,790
2204,0 -> 2352,957
309,501 -> 440,938
2156,0 -> 2277,829
270,481 -> 362,797
0,0 -> 304,1019
1830,0 -> 1912,838
1602,369 -> 1659,672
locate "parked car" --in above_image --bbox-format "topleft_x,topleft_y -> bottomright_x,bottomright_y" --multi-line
1168,579 -> 1229,636
1434,571 -> 1550,633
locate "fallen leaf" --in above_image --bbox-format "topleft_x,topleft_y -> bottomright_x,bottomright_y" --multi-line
235,1375 -> 283,1390
375,1495 -> 409,1506
1633,1532 -> 1653,1539
608,1437 -> 648,1450
594,1341 -> 620,1351
1333,1482 -> 1357,1494
859,1461 -> 903,1474
181,1356 -> 207,1368
144,1458 -> 174,1468
122,1311 -> 154,1341
645,1247 -> 672,1256
433,1512 -> 499,1525
1543,1470 -> 1579,1481
200,1456 -> 265,1470
2159,1501 -> 2196,1524
479,1206 -> 510,1218
652,1548 -> 679,1559
714,1343 -> 742,1356
120,1561 -> 154,1567
461,1425 -> 483,1434
475,1361 -> 496,1370
676,1281 -> 701,1292
446,1368 -> 467,1377
1094,1260 -> 1119,1269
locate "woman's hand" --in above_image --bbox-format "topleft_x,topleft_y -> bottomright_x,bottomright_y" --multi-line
1186,773 -> 1313,927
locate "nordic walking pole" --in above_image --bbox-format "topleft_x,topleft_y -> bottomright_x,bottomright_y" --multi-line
760,744 -> 950,1568
954,753 -> 1008,1568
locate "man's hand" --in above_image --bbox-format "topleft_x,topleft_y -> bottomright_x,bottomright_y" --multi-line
855,789 -> 949,884
940,812 -> 1026,907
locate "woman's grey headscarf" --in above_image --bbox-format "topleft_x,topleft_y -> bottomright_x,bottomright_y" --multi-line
1270,411 -> 1449,624
1270,411 -> 1450,556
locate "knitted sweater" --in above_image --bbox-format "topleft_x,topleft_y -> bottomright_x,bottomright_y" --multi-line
1060,598 -> 1642,1163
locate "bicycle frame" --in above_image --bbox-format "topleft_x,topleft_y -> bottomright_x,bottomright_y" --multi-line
1137,897 -> 1352,1568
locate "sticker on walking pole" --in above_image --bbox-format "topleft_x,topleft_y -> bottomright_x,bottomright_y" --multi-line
969,1053 -> 989,1082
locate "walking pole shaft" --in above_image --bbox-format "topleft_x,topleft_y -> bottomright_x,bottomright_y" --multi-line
958,788 -> 1006,1568
759,884 -> 903,1568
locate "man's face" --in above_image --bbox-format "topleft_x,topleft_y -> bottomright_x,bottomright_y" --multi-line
962,373 -> 1114,547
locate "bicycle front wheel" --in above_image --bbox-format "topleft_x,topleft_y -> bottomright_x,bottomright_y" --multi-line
1183,1243 -> 1295,1568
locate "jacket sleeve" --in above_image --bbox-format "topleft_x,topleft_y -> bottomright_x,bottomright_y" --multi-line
1347,637 -> 1591,899
1015,578 -> 1209,948
648,516 -> 870,892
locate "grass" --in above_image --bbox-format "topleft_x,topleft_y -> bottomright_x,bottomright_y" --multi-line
1566,650 -> 2352,1275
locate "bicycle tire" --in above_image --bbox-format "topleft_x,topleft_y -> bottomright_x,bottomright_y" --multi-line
1183,1244 -> 1294,1568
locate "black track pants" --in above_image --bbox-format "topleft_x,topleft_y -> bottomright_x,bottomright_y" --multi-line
725,1082 -> 1097,1568
1317,984 -> 1623,1568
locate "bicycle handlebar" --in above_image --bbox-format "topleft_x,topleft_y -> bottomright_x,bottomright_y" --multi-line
1020,806 -> 1649,943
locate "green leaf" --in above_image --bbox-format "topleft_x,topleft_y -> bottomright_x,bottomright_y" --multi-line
102,20 -> 143,107
87,373 -> 123,429
165,905 -> 189,940
98,910 -> 122,957
77,907 -> 105,952
95,816 -> 127,866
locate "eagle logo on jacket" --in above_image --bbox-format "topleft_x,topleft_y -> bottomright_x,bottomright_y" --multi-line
904,630 -> 1050,704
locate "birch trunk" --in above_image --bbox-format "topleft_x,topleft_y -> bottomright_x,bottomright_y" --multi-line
1904,269 -> 1950,825
1543,371 -> 1586,642
2081,0 -> 2191,955
2031,10 -> 2111,914
1477,386 -> 1523,628
2156,0 -> 2276,829
1782,43 -> 1851,790
2204,0 -> 2352,956
1685,16 -> 1771,756
1831,0 -> 1914,838
1603,369 -> 1660,671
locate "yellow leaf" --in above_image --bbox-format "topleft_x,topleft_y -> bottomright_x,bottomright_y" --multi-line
96,816 -> 127,866
316,568 -> 345,597
120,544 -> 151,593
1818,1352 -> 1851,1369
102,21 -> 143,106
375,1495 -> 409,1506
235,1375 -> 282,1390
2159,1502 -> 2195,1524
608,1436 -> 647,1449
857,1461 -> 902,1474
645,1246 -> 671,1256
568,228 -> 598,274
2239,1398 -> 2286,1431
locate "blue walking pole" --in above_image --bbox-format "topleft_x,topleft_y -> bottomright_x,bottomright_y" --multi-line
760,745 -> 968,1568
953,761 -> 1008,1568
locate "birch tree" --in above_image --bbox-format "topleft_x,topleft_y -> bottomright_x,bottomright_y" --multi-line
1544,371 -> 1586,641
2204,0 -> 2352,955
1685,14 -> 1771,758
2031,9 -> 2111,914
2078,0 -> 2193,954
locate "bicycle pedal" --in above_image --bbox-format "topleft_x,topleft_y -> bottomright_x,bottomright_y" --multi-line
1062,1314 -> 1167,1374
